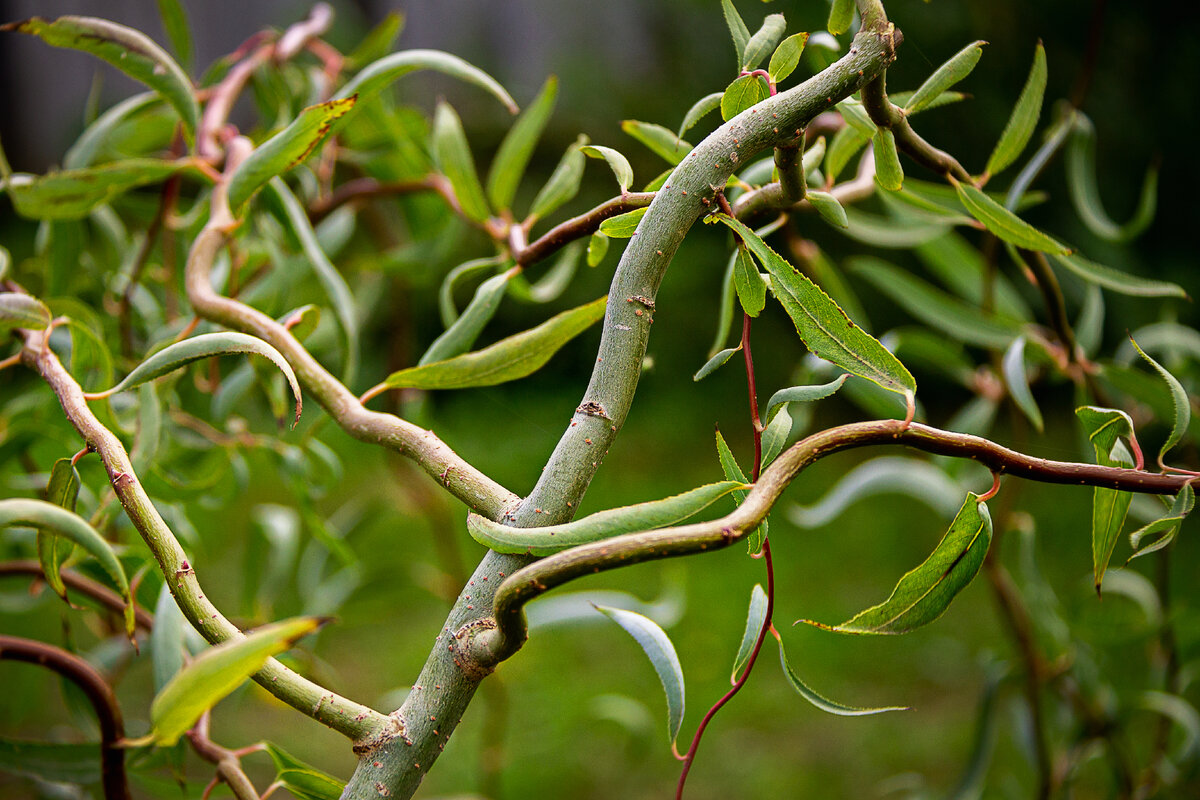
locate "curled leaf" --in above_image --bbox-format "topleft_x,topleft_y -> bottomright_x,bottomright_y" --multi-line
776,631 -> 906,714
1066,113 -> 1157,242
731,584 -> 768,684
595,605 -> 685,745
985,42 -> 1046,178
1002,336 -> 1043,432
0,292 -> 51,332
581,145 -> 634,194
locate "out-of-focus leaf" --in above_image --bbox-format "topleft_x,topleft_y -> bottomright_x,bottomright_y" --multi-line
775,631 -> 906,714
905,41 -> 985,114
985,42 -> 1046,177
678,92 -> 723,138
431,101 -> 491,223
722,73 -> 771,121
716,428 -> 767,554
1076,285 -> 1104,357
733,243 -> 766,317
711,215 -> 916,399
695,346 -> 741,382
280,304 -> 321,342
511,241 -> 583,304
263,742 -> 345,800
154,0 -> 191,69
887,90 -> 967,114
598,207 -> 647,238
836,98 -> 875,135
825,125 -> 869,181
1130,337 -> 1190,466
420,267 -> 516,365
1,16 -> 198,143
1127,483 -> 1194,561
0,738 -> 102,785
914,233 -> 1032,320
721,0 -> 751,63
45,297 -> 116,391
343,12 -> 403,71
769,32 -> 808,83
468,481 -> 747,556
1140,691 -> 1200,762
622,120 -> 691,165
147,617 -> 322,746
1119,322 -> 1200,366
764,374 -> 848,418
954,180 -> 1069,254
528,134 -> 587,220
789,456 -> 963,528
1002,336 -> 1043,432
1051,252 -> 1186,299
86,332 -> 302,428
807,190 -> 847,228
227,98 -> 355,213
587,232 -> 610,266
1066,113 -> 1157,242
581,145 -> 634,194
595,605 -> 685,745
487,76 -> 558,212
5,159 -> 191,220
827,0 -> 855,35
64,92 -> 160,170
383,297 -> 606,390
1076,407 -> 1135,593
841,208 -> 950,248
0,292 -> 50,332
741,13 -> 786,71
36,458 -> 80,602
438,255 -> 506,326
872,129 -> 903,191
151,583 -> 187,692
731,584 -> 768,684
800,493 -> 992,634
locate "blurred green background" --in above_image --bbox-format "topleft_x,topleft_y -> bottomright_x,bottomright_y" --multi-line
1,1 -> 1197,798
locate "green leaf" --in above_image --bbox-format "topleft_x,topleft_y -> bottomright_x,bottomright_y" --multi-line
1051,252 -> 1186,299
1130,337 -> 1190,467
151,583 -> 187,692
715,428 -> 768,554
0,499 -> 133,635
0,292 -> 50,332
789,456 -> 964,528
807,190 -> 848,228
154,0 -> 192,69
915,233 -> 1033,320
764,374 -> 848,418
712,215 -> 915,398
678,92 -> 723,138
2,16 -> 198,144
438,255 -> 507,326
799,493 -> 993,634
721,0 -> 751,63
1076,406 -> 1136,464
768,32 -> 808,83
528,135 -> 587,220
721,73 -> 771,122
383,296 -> 606,390
1128,483 -> 1194,561
742,13 -> 786,71
0,738 -> 102,785
872,129 -> 903,190
1066,113 -> 1157,242
731,584 -> 768,683
621,120 -> 692,166
581,145 -> 634,194
598,207 -> 648,238
841,208 -> 951,249
487,76 -> 558,212
87,332 -> 302,428
226,98 -> 355,213
266,179 -> 360,384
825,125 -> 870,181
827,0 -> 855,36
468,481 -> 748,556
595,605 -> 685,745
694,346 -> 741,382
37,458 -> 81,602
588,232 -> 610,266
733,243 -> 767,317
776,632 -> 906,714
420,267 -> 516,365
4,159 -> 191,220
1002,336 -> 1043,432
985,42 -> 1046,177
343,12 -> 404,72
263,742 -> 345,800
510,242 -> 583,304
836,98 -> 875,136
430,101 -> 491,223
760,405 -> 792,468
148,617 -> 322,745
63,92 -> 160,169
1075,406 -> 1136,593
1140,691 -> 1200,762
280,304 -> 321,343
953,179 -> 1070,254
905,41 -> 985,114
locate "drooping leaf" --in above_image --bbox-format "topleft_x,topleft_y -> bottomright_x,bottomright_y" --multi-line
595,605 -> 685,745
827,0 -> 855,36
5,159 -> 192,220
678,93 -> 724,138
841,207 -> 951,249
731,584 -> 768,684
420,268 -> 516,365
1,15 -> 198,143
1002,336 -> 1043,432
1076,407 -> 1136,592
510,241 -> 583,304
598,207 -> 648,238
824,125 -> 869,181
1065,113 -> 1158,242
383,296 -> 606,390
1050,252 -> 1186,299
760,405 -> 793,468
86,332 -> 302,428
1127,483 -> 1194,561
528,134 -> 588,220
764,374 -> 848,418
872,129 -> 903,191
915,233 -> 1032,320
1129,338 -> 1190,467
150,583 -> 187,692
263,742 -> 345,800
0,738 -> 102,785
807,190 -> 848,228
800,493 -> 993,634
768,32 -> 808,83
775,632 -> 906,714
954,179 -> 1070,254
37,458 -> 81,602
587,232 -> 610,266
905,41 -> 985,114
720,0 -> 751,63
431,101 -> 491,223
439,255 -> 507,326
621,120 -> 692,165
714,216 -> 915,399
581,145 -> 634,194
226,98 -> 355,213
487,76 -> 558,212
148,617 -> 323,745
741,13 -> 786,71
694,346 -> 741,382
0,292 -> 50,332
733,243 -> 766,317
789,456 -> 963,528
985,42 -> 1046,177
468,481 -> 748,555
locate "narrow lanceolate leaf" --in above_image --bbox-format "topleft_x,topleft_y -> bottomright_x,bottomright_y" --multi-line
598,207 -> 648,238
587,232 -> 610,266
1,16 -> 199,143
0,499 -> 133,635
511,241 -> 582,304
731,584 -> 768,683
154,0 -> 192,69
1075,406 -> 1135,593
1066,113 -> 1158,242
1076,406 -> 1136,464
807,190 -> 847,228
263,743 -> 345,800
711,215 -> 916,399
776,632 -> 907,715
226,97 -> 355,213
872,129 -> 903,191
769,32 -> 808,83
733,243 -> 766,317
487,76 -> 558,212
716,428 -> 768,554
432,101 -> 491,223
342,12 -> 404,72
37,459 -> 81,602
789,456 -> 964,528
581,145 -> 634,194
149,617 -> 323,745
383,296 -> 606,390
87,332 -> 302,428
1002,336 -> 1043,432
467,481 -> 748,555
528,135 -> 587,221
1051,253 -> 1186,299
800,494 -> 993,634
0,738 -> 102,785
151,583 -> 187,692
439,255 -> 507,326
595,605 -> 685,745
760,405 -> 792,468
954,179 -> 1070,254
985,42 -> 1046,177
5,159 -> 191,220
1130,338 -> 1190,466
721,0 -> 751,63
825,125 -> 870,181
827,0 -> 855,36
905,41 -> 985,114
836,99 -> 876,135
764,374 -> 848,418
420,268 -> 516,365
621,120 -> 692,165
741,14 -> 786,71
0,292 -> 50,331
1128,483 -> 1194,561
694,346 -> 741,382
678,92 -> 723,138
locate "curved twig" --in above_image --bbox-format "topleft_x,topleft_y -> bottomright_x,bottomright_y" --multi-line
0,560 -> 154,631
